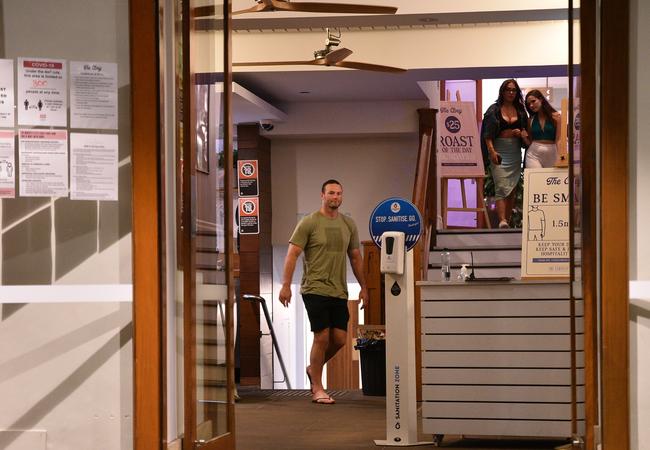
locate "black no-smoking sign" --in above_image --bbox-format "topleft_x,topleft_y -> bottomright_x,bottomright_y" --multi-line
238,159 -> 259,197
238,197 -> 259,234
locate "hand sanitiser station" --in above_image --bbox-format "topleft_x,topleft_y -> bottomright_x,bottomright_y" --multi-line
369,198 -> 431,447
380,231 -> 405,275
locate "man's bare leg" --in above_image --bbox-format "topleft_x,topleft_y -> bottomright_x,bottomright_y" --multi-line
325,328 -> 347,362
307,327 -> 347,402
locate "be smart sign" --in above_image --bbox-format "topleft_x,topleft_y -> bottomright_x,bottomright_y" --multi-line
369,198 -> 422,251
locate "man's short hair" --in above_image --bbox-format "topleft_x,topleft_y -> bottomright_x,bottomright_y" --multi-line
321,179 -> 342,193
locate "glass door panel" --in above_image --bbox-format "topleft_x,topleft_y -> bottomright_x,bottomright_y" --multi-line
186,0 -> 234,448
0,0 -> 133,449
193,82 -> 229,445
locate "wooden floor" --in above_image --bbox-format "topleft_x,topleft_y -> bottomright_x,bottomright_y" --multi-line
235,389 -> 571,450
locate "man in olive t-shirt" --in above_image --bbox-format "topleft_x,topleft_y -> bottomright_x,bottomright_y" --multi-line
279,179 -> 368,405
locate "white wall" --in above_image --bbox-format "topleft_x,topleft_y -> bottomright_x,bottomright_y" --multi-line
630,0 -> 650,281
0,303 -> 132,450
271,135 -> 419,244
629,0 -> 650,447
263,101 -> 424,138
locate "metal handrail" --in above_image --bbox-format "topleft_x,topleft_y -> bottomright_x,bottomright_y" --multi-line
241,294 -> 292,389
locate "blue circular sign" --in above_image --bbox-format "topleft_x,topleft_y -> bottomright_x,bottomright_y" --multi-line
369,197 -> 423,251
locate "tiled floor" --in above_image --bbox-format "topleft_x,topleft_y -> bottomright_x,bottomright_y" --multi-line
235,389 -> 571,450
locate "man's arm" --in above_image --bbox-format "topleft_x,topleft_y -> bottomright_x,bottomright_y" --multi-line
348,248 -> 369,309
279,243 -> 303,307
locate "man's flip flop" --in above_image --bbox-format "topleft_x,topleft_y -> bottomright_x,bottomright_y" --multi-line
312,397 -> 335,405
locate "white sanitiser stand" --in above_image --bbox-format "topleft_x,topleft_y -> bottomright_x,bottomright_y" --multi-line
375,232 -> 431,447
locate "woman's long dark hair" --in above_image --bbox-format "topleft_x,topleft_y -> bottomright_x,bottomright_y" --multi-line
525,89 -> 557,120
496,78 -> 526,115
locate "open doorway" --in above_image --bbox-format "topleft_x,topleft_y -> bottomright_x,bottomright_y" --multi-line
161,1 -> 616,449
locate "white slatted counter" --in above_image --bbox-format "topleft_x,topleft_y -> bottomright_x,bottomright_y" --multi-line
418,280 -> 584,438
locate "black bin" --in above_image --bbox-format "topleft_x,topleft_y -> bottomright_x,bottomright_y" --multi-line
355,338 -> 386,396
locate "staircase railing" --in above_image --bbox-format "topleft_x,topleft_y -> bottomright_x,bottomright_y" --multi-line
412,108 -> 438,282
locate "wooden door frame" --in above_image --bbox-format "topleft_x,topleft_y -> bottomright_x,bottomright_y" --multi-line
579,0 -> 599,448
599,0 -> 631,448
131,0 -> 163,448
130,0 -> 633,448
581,0 -> 631,448
131,0 -> 235,448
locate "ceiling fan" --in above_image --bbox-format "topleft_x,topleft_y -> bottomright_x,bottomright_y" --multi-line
194,0 -> 397,17
233,28 -> 406,73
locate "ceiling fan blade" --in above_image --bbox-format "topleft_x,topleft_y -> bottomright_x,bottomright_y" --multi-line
270,0 -> 397,14
233,0 -> 273,16
334,60 -> 406,73
322,48 -> 353,64
232,5 -> 270,15
194,2 -> 268,17
233,60 -> 319,67
233,58 -> 405,72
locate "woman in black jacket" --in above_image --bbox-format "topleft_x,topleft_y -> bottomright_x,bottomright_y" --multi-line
481,79 -> 528,228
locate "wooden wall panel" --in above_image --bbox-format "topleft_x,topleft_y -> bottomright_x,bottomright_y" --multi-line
326,300 -> 360,390
236,124 -> 272,386
362,241 -> 384,325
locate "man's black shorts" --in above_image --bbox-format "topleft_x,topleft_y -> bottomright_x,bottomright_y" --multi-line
302,293 -> 349,332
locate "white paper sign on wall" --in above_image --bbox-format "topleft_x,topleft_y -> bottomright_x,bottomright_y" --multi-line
70,61 -> 118,130
0,59 -> 15,127
17,58 -> 67,127
0,130 -> 16,198
19,129 -> 69,197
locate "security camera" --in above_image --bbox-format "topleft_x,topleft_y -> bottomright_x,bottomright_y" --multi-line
259,119 -> 274,132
